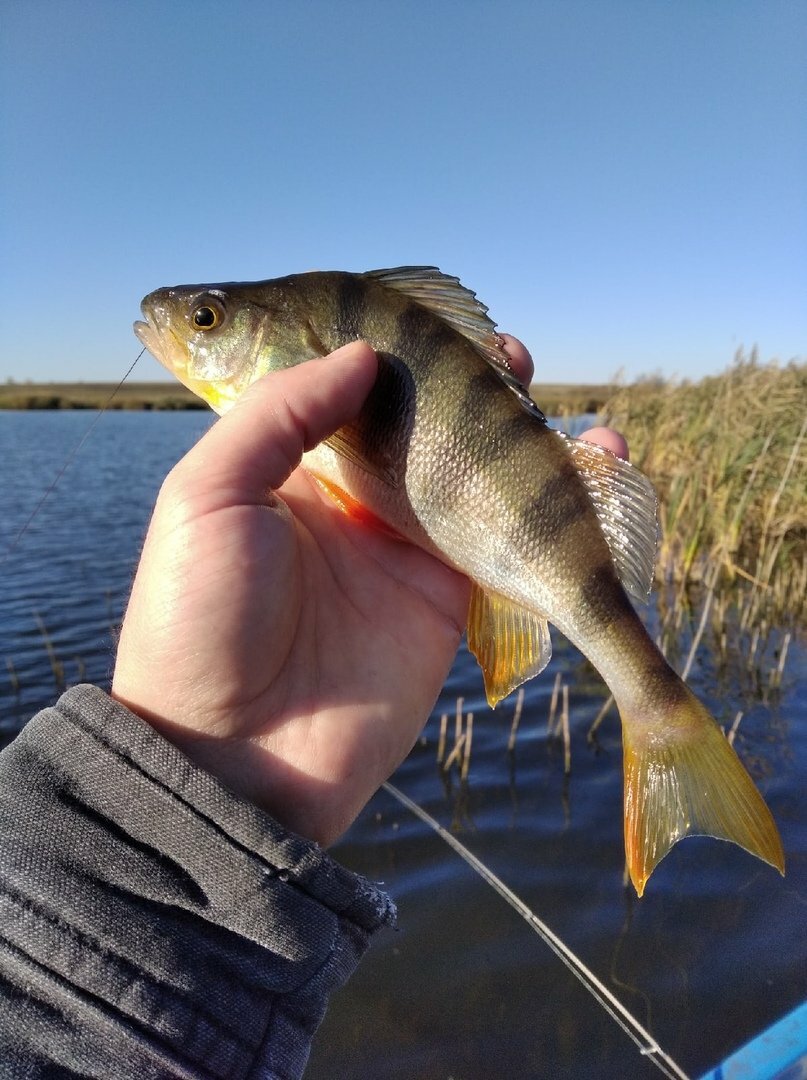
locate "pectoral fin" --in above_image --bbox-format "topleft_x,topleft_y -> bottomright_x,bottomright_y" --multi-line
310,475 -> 405,540
467,586 -> 552,708
324,426 -> 400,486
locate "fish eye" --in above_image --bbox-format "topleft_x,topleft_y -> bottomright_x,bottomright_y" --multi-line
192,303 -> 222,330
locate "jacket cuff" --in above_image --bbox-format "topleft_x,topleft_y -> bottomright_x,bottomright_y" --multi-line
0,684 -> 395,1078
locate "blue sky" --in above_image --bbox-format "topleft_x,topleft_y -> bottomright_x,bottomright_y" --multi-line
1,0 -> 805,384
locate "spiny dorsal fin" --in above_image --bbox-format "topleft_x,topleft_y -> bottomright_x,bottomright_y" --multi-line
467,584 -> 552,708
364,267 -> 546,424
561,435 -> 658,603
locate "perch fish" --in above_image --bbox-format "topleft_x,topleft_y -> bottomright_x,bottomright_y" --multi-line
134,266 -> 784,895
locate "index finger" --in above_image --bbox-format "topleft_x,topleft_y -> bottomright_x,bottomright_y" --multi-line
500,334 -> 534,385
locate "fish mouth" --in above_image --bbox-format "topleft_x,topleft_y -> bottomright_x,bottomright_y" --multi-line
134,290 -> 181,367
133,316 -> 162,358
133,310 -> 186,379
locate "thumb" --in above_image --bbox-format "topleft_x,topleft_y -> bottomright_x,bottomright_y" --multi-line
171,341 -> 378,500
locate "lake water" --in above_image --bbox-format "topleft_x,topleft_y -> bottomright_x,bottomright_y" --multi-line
1,410 -> 805,1079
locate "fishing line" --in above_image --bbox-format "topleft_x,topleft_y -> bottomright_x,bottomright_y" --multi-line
382,780 -> 691,1080
1,348 -> 146,566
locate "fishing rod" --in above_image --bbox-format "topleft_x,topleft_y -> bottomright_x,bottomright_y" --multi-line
0,348 -> 145,567
382,780 -> 691,1080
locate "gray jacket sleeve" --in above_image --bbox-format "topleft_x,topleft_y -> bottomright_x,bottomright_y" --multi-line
0,684 -> 395,1079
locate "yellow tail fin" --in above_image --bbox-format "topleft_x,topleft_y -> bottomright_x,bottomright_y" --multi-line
622,688 -> 784,896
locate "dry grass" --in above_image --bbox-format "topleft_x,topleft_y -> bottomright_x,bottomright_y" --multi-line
593,352 -> 806,708
1,380 -> 616,415
600,351 -> 806,634
531,383 -> 617,415
0,381 -> 205,410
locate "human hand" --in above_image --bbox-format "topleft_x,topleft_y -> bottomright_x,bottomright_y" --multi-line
112,337 -> 627,845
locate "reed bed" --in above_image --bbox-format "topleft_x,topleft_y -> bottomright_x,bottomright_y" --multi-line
595,352 -> 806,705
531,383 -> 616,416
599,352 -> 806,631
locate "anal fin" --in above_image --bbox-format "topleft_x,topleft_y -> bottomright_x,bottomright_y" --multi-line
467,585 -> 552,708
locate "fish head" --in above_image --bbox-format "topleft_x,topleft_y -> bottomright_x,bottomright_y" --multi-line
134,284 -> 276,414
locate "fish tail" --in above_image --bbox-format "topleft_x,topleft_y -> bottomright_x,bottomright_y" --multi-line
620,685 -> 784,896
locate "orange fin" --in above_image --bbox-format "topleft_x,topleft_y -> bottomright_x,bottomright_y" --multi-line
311,475 -> 403,540
622,688 -> 785,896
467,585 -> 552,708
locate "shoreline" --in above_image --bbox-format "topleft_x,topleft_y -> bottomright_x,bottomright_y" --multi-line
0,381 -> 616,414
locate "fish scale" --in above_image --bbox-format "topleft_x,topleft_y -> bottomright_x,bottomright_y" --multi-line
134,265 -> 784,896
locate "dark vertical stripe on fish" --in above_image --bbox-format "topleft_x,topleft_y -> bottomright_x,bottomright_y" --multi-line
495,410 -> 545,461
512,462 -> 590,549
578,563 -> 688,700
335,274 -> 371,341
462,396 -> 542,471
456,369 -> 502,432
395,301 -> 456,371
579,561 -> 634,631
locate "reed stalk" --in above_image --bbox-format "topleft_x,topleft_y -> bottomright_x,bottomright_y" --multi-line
442,734 -> 466,774
436,713 -> 448,765
461,714 -> 474,781
560,684 -> 571,776
727,711 -> 744,747
5,657 -> 20,695
33,612 -> 65,691
547,672 -> 562,734
587,694 -> 615,744
507,687 -> 525,754
441,698 -> 473,776
455,696 -> 464,749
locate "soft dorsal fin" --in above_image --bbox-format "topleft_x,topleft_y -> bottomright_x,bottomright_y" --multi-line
363,267 -> 546,424
561,435 -> 659,603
